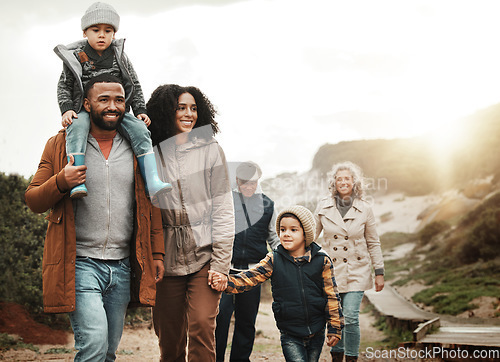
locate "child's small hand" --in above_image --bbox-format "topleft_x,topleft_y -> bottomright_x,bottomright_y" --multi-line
137,113 -> 151,127
214,275 -> 228,292
208,270 -> 228,292
326,335 -> 340,347
62,110 -> 78,128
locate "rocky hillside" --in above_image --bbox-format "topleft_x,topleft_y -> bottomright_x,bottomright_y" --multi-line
262,102 -> 500,232
383,190 -> 500,317
312,102 -> 500,195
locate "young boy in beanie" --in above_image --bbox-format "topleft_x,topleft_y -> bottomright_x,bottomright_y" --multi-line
54,2 -> 171,200
210,205 -> 344,362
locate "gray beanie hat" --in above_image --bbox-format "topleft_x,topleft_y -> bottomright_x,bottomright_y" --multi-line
276,205 -> 316,247
81,2 -> 120,31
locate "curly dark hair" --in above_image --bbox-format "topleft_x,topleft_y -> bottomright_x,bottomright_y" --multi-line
147,84 -> 219,146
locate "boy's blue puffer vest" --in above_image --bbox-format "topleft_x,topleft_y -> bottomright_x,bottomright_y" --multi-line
271,243 -> 328,337
231,191 -> 274,267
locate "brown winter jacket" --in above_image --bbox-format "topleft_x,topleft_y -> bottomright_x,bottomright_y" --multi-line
25,130 -> 164,313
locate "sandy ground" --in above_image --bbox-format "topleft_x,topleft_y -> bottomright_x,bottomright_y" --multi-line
370,193 -> 439,235
3,191 -> 496,360
0,300 -> 386,361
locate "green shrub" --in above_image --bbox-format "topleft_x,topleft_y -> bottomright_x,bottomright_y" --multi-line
0,333 -> 39,352
459,191 -> 500,227
380,232 -> 418,250
417,221 -> 449,246
0,173 -> 46,314
411,260 -> 500,315
457,208 -> 500,264
44,347 -> 74,354
0,173 -> 73,329
372,316 -> 414,348
125,307 -> 152,326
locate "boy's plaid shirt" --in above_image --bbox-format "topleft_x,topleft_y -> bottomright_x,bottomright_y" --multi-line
226,249 -> 344,338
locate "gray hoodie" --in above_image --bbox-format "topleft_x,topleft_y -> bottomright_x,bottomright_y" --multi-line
73,132 -> 135,259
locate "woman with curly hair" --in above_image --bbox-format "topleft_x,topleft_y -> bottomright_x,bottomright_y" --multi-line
147,84 -> 235,362
314,161 -> 385,362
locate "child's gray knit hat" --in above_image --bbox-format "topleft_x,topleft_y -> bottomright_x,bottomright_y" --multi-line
81,2 -> 120,31
276,205 -> 317,247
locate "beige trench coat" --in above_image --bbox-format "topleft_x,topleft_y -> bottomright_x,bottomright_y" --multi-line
314,196 -> 384,293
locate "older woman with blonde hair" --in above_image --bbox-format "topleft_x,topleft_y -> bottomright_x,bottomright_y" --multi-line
314,161 -> 384,362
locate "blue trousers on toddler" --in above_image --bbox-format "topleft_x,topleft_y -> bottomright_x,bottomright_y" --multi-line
280,328 -> 325,362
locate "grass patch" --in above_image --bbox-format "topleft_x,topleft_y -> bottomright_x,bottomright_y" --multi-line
417,221 -> 450,246
378,227 -> 500,317
251,343 -> 282,353
0,333 -> 39,352
411,260 -> 500,315
361,301 -> 375,314
372,317 -> 414,349
386,242 -> 500,315
380,232 -> 418,251
125,307 -> 151,326
228,339 -> 282,354
383,256 -> 419,282
359,337 -> 387,351
44,347 -> 73,354
379,231 -> 420,283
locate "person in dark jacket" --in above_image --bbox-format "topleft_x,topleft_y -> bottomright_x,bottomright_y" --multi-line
215,161 -> 280,362
212,205 -> 344,362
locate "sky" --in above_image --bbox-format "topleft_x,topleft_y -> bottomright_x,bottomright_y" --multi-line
2,0 -> 500,179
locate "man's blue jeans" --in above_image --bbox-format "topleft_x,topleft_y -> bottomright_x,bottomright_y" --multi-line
331,291 -> 364,357
280,328 -> 325,362
69,256 -> 131,362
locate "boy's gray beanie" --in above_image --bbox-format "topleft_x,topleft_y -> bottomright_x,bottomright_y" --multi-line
81,2 -> 120,31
